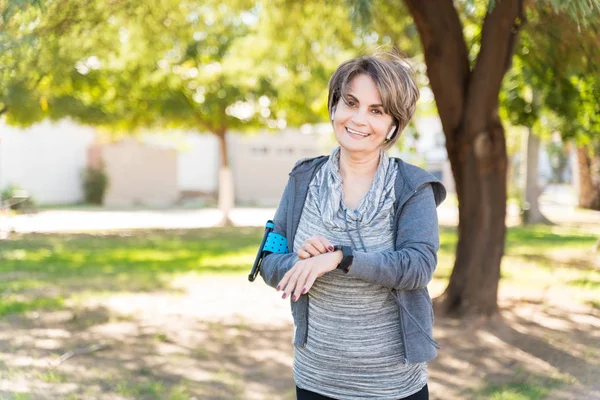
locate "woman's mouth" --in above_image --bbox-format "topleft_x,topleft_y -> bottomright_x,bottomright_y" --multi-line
345,127 -> 370,138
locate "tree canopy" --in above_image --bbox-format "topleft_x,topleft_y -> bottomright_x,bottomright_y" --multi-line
2,0 -> 600,314
501,2 -> 600,142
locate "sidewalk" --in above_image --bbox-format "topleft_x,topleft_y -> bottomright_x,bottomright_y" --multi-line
2,185 -> 598,234
2,208 -> 276,233
0,202 -> 459,234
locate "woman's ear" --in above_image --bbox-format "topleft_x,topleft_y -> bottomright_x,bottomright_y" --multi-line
386,125 -> 397,141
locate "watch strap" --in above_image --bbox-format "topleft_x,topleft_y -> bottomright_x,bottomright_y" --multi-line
334,245 -> 353,273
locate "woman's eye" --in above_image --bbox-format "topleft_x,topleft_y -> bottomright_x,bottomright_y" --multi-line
372,109 -> 382,115
347,101 -> 356,107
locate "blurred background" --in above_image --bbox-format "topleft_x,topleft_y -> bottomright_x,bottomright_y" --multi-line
0,1 -> 599,399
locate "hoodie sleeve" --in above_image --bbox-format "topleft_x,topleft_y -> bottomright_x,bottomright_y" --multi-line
347,183 -> 439,290
259,177 -> 299,289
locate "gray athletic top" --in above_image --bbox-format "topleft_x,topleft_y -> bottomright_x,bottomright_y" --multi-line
292,148 -> 427,399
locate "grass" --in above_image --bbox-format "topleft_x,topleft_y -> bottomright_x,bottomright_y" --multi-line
475,382 -> 554,400
0,224 -> 597,318
0,296 -> 64,317
472,376 -> 566,400
11,394 -> 31,400
588,300 -> 600,311
0,223 -> 597,399
116,380 -> 191,399
0,227 -> 261,318
38,370 -> 69,383
0,227 -> 261,294
435,225 -> 599,301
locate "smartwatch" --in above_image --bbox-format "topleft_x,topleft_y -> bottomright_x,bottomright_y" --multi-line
333,245 -> 353,273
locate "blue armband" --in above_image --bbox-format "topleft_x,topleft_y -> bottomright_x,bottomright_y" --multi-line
248,220 -> 289,282
263,232 -> 289,254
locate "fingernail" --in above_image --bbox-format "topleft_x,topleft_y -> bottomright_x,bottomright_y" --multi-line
281,293 -> 287,299
292,295 -> 297,302
328,246 -> 334,252
301,287 -> 307,294
276,285 -> 280,291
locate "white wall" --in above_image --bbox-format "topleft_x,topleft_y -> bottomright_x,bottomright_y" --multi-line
101,139 -> 179,207
230,130 -> 322,205
0,120 -> 95,204
175,133 -> 218,193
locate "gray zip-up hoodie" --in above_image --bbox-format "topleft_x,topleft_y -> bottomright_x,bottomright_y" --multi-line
260,154 -> 446,364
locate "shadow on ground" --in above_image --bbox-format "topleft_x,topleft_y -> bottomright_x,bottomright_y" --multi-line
0,285 -> 598,400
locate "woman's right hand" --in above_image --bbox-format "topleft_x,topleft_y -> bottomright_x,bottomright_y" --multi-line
297,235 -> 335,259
278,250 -> 343,301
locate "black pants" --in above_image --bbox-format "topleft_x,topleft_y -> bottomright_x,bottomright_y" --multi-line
296,384 -> 429,400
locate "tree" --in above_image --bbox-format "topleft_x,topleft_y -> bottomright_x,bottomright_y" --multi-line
278,0 -> 598,316
2,0 -> 380,224
1,0 -> 281,225
567,76 -> 600,210
393,0 -> 599,316
4,0 -> 598,315
501,2 -> 600,218
501,33 -> 552,225
519,4 -> 600,210
0,0 -> 134,125
577,142 -> 600,209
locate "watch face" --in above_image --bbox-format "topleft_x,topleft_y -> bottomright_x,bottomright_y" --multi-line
338,246 -> 353,272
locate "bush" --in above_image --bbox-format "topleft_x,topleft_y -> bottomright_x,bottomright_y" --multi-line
0,184 -> 36,212
82,165 -> 109,205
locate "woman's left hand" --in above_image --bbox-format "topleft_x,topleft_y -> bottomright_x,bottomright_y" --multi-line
276,251 -> 343,302
297,235 -> 334,259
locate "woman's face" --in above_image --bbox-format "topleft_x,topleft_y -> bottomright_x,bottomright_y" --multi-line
332,74 -> 395,157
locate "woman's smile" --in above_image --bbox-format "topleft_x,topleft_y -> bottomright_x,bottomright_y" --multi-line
345,126 -> 371,138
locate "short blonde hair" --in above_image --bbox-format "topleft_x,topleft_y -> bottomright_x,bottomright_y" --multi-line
327,51 -> 420,150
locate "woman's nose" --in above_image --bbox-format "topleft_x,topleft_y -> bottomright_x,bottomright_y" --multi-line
351,108 -> 368,125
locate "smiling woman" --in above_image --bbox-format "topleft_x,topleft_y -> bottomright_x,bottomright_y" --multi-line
331,74 -> 395,156
257,50 -> 446,400
328,52 -> 419,153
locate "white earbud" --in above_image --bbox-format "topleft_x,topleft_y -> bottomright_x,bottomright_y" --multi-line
330,106 -> 336,121
386,126 -> 397,140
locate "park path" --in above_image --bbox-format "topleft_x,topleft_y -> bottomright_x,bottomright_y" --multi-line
4,184 -> 599,234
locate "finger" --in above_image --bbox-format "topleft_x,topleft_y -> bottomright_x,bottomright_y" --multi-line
318,236 -> 334,252
302,272 -> 319,295
297,249 -> 311,259
282,266 -> 303,299
307,238 -> 327,254
303,243 -> 321,257
276,267 -> 294,292
299,256 -> 332,297
292,268 -> 311,301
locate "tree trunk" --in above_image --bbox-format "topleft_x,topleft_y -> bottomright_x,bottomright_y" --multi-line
441,119 -> 508,316
521,127 -> 552,224
577,144 -> 600,210
405,0 -> 525,316
215,130 -> 234,226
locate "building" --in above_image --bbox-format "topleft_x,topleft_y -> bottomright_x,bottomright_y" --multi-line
0,118 -> 453,207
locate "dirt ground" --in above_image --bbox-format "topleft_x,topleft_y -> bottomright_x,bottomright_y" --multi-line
0,271 -> 598,400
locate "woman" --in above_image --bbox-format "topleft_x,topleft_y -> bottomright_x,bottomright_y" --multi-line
260,51 -> 446,400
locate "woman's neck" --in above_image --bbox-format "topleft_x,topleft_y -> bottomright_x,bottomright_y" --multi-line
338,148 -> 380,181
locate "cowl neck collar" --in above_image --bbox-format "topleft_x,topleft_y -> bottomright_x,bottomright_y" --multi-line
317,146 -> 396,232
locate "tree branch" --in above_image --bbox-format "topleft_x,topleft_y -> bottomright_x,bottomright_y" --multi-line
403,0 -> 470,140
0,106 -> 7,116
465,0 -> 525,133
194,116 -> 214,134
